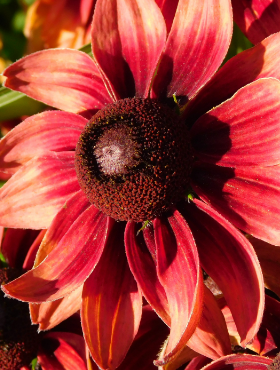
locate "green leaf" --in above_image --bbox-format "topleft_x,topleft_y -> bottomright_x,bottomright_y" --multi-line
0,252 -> 8,267
79,42 -> 93,57
223,23 -> 253,65
31,357 -> 38,370
0,86 -> 46,121
0,42 -> 92,121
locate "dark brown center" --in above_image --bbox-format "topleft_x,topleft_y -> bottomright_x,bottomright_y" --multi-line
268,353 -> 280,369
0,268 -> 40,370
75,98 -> 192,221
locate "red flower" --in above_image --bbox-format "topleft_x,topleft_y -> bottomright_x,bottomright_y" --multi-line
0,228 -> 88,370
2,0 -> 280,368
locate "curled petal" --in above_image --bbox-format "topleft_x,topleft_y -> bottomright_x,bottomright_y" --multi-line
0,111 -> 86,175
199,354 -> 272,369
0,152 -> 80,229
152,0 -> 232,99
22,230 -> 47,270
3,49 -> 112,117
188,286 -> 231,359
92,0 -> 166,99
2,207 -> 112,302
81,223 -> 142,370
184,356 -> 211,370
118,306 -> 169,370
30,285 -> 83,331
125,222 -> 170,325
181,199 -> 264,346
192,163 -> 280,245
34,190 -> 90,266
232,0 -> 280,45
29,193 -> 88,326
191,78 -> 280,167
153,210 -> 204,367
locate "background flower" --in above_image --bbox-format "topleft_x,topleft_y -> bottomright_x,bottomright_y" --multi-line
0,228 -> 88,370
232,0 -> 280,45
24,0 -> 96,53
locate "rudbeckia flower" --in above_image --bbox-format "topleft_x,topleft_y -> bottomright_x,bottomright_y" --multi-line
2,0 -> 280,368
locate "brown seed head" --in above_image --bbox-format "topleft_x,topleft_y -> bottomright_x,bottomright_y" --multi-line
75,98 -> 192,221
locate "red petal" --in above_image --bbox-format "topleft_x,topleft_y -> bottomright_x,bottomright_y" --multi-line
151,0 -> 232,99
81,223 -> 142,370
188,286 -> 231,359
125,222 -> 170,325
28,192 -> 88,326
248,295 -> 280,356
192,163 -> 280,245
38,332 -> 87,370
219,295 -> 280,356
155,0 -> 179,33
34,190 -> 90,266
181,199 -> 264,346
0,111 -> 86,175
30,285 -> 83,330
250,236 -> 280,297
232,0 -> 280,44
191,78 -> 280,167
186,32 -> 280,124
199,354 -> 272,369
22,230 -> 47,270
153,210 -> 204,366
118,306 -> 169,370
2,207 -> 112,302
92,0 -> 166,99
184,356 -> 211,370
0,152 -> 80,229
80,0 -> 96,25
3,49 -> 112,117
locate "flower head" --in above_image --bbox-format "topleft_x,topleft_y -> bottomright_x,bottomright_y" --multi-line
0,268 -> 39,370
1,0 -> 280,368
0,228 -> 89,370
75,98 -> 191,221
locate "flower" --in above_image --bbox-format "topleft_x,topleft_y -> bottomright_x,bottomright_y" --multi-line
24,0 -> 97,53
232,0 -> 280,45
2,0 -> 280,368
0,228 -> 88,370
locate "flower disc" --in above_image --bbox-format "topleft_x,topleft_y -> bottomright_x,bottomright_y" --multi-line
75,98 -> 192,221
0,268 -> 39,370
